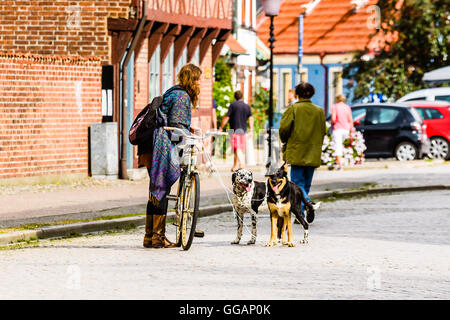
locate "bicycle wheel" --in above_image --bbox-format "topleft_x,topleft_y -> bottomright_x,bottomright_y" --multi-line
174,172 -> 186,247
181,172 -> 200,250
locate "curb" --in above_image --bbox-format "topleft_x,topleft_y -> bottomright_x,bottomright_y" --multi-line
1,184 -> 448,246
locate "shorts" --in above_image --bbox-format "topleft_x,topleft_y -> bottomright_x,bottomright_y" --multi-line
231,134 -> 246,151
332,129 -> 349,156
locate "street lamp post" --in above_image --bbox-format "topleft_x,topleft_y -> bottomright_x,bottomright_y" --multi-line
262,0 -> 281,175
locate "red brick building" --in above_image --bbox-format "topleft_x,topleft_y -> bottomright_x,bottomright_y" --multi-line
0,0 -> 233,180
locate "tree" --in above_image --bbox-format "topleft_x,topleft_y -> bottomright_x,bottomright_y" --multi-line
343,0 -> 449,102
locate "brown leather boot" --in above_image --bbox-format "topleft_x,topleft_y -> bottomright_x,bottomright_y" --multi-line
143,214 -> 153,248
151,215 -> 176,248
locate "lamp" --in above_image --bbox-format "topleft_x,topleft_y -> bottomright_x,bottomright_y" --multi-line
261,0 -> 281,16
262,0 -> 281,175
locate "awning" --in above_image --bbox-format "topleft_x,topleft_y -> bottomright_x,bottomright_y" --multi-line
224,35 -> 247,55
423,66 -> 450,84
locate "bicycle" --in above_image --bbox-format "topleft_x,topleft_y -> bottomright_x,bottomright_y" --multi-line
164,127 -> 227,250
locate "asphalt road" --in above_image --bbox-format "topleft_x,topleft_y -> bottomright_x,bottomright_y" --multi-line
0,190 -> 449,300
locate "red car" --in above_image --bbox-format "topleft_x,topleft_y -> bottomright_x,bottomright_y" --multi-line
404,101 -> 450,159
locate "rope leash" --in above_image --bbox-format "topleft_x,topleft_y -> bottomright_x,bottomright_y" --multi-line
201,149 -> 258,238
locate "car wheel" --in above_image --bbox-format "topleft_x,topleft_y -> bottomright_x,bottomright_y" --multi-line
428,137 -> 450,160
395,142 -> 417,161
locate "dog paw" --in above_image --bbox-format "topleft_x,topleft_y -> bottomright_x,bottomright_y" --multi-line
265,241 -> 276,247
312,201 -> 321,211
231,240 -> 240,245
299,239 -> 309,244
247,240 -> 256,245
287,242 -> 296,247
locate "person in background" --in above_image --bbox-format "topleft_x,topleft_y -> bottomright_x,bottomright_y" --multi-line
279,82 -> 326,222
330,94 -> 354,171
219,90 -> 254,172
287,89 -> 297,107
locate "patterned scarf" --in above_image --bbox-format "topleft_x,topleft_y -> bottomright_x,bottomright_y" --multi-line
149,86 -> 191,206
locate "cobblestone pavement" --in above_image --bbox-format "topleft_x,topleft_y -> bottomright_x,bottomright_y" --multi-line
0,190 -> 449,300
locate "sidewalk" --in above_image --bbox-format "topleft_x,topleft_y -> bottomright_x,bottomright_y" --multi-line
0,159 -> 449,230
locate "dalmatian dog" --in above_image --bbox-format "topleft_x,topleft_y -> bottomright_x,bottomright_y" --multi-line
231,169 -> 267,245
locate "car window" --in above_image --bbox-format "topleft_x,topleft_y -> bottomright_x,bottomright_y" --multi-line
365,107 -> 400,125
425,108 -> 444,119
435,95 -> 450,103
414,108 -> 444,120
405,97 -> 426,101
415,108 -> 426,119
352,107 -> 366,124
409,107 -> 423,122
379,108 -> 401,124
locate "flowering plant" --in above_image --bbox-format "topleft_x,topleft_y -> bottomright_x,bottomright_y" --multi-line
251,85 -> 269,136
321,122 -> 367,167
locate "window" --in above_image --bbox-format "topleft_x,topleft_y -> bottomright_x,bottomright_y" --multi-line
161,43 -> 174,94
176,46 -> 188,76
101,65 -> 114,122
405,97 -> 426,101
435,95 -> 450,103
149,45 -> 160,100
365,107 -> 400,125
379,108 -> 400,124
282,71 -> 292,109
190,46 -> 200,66
417,108 -> 444,120
299,68 -> 308,83
329,67 -> 343,105
352,107 -> 366,125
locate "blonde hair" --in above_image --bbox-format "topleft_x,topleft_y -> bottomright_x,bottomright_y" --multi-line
177,63 -> 202,108
336,94 -> 346,103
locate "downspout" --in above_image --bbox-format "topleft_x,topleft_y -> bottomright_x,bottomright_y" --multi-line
119,0 -> 148,179
320,52 -> 328,116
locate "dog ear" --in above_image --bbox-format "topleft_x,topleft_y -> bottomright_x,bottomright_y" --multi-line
232,171 -> 237,184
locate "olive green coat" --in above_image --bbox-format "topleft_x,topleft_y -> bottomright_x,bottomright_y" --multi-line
279,99 -> 326,168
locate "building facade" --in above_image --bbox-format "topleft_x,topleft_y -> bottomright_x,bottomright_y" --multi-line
0,0 -> 233,179
256,0 -> 381,116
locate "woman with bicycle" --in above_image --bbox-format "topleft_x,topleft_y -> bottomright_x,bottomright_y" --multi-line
139,63 -> 202,249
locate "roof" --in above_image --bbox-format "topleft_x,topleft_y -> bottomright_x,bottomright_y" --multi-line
225,34 -> 248,55
256,0 -> 381,55
352,103 -> 414,109
423,66 -> 450,84
402,101 -> 450,108
397,87 -> 450,102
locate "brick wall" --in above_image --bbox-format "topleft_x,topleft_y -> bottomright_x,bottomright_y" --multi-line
0,0 -> 131,63
0,53 -> 102,179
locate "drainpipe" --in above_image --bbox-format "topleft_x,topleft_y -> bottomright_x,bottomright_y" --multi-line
320,52 -> 328,116
119,0 -> 148,179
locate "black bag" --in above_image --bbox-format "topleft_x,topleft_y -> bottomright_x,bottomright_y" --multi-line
128,96 -> 163,146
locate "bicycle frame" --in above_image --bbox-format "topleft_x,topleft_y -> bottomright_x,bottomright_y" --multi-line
164,127 -> 226,249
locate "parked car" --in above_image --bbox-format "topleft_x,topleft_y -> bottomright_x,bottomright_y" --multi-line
397,87 -> 450,103
403,101 -> 450,160
350,103 -> 430,161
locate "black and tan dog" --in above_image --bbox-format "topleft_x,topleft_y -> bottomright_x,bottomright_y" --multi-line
266,163 -> 317,247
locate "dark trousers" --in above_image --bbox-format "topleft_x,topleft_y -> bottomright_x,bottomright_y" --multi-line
290,165 -> 315,214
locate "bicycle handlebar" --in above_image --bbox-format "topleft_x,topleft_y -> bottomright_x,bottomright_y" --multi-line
163,127 -> 228,140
